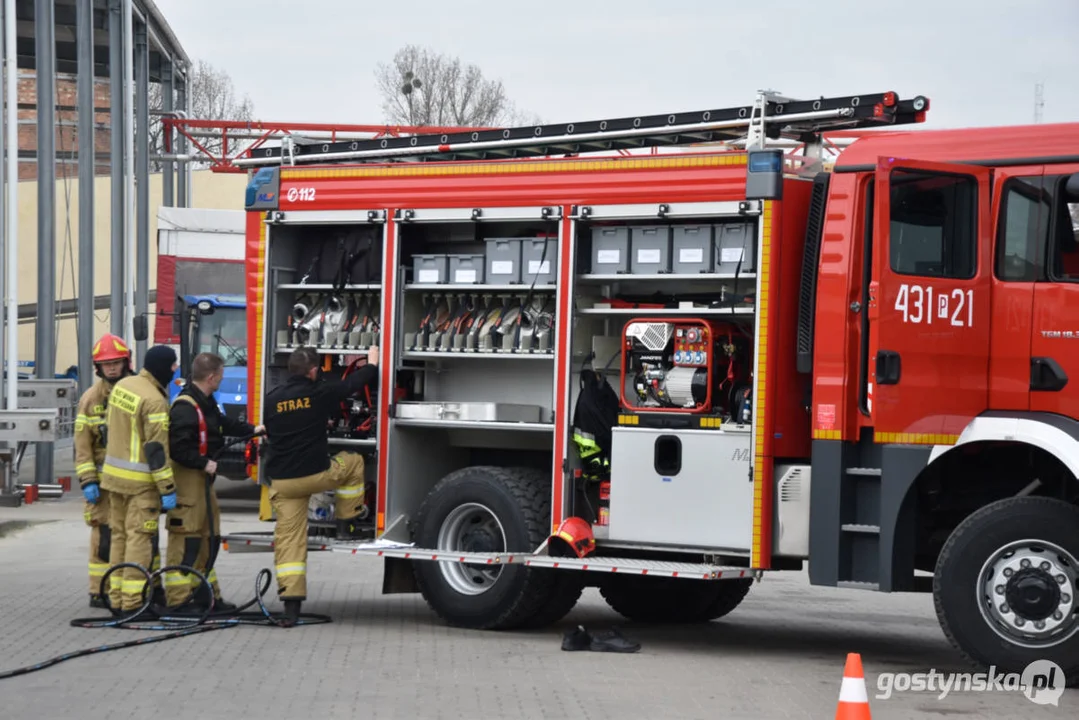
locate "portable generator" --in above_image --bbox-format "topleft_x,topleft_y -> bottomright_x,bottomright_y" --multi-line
618,318 -> 752,426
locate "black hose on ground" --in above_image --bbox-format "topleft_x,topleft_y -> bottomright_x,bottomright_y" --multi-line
0,561 -> 332,681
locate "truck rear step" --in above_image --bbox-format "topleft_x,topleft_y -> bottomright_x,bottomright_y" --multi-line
333,541 -> 754,580
223,532 -> 336,554
227,533 -> 758,579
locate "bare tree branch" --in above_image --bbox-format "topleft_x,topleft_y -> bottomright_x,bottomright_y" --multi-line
148,58 -> 256,171
374,45 -> 540,128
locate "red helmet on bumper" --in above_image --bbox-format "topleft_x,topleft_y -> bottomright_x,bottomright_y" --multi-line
548,516 -> 596,558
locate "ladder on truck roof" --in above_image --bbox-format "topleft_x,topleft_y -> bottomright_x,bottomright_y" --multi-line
233,89 -> 929,168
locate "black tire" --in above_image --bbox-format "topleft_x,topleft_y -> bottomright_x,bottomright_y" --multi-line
934,496 -> 1079,687
519,571 -> 586,629
411,465 -> 556,630
599,575 -> 751,623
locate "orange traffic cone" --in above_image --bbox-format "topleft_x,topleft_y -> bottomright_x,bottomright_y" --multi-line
835,652 -> 872,719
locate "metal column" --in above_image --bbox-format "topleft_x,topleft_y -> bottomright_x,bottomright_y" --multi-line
134,21 -> 148,361
176,76 -> 187,207
161,59 -> 174,208
122,0 -> 135,353
3,0 -> 16,411
0,0 -> 6,409
34,0 -> 57,486
76,0 -> 95,390
108,0 -> 124,336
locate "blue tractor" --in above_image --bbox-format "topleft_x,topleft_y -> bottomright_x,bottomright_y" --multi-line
168,293 -> 250,479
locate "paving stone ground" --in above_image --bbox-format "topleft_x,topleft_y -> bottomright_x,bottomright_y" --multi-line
0,452 -> 1075,719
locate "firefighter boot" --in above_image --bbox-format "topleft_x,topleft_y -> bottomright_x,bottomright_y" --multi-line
89,594 -> 108,609
280,599 -> 302,628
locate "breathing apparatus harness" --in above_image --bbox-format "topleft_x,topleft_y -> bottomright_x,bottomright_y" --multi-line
0,435 -> 331,682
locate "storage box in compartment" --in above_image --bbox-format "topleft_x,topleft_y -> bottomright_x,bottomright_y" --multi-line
590,227 -> 628,273
629,225 -> 672,274
396,401 -> 543,423
671,225 -> 715,274
714,222 -> 756,274
485,239 -> 522,284
521,238 -> 557,284
413,254 -> 448,284
448,254 -> 486,284
607,427 -> 753,551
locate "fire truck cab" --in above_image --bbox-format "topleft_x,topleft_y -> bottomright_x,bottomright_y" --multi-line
230,91 -> 1079,685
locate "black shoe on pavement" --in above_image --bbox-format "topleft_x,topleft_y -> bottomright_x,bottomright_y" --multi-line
211,598 -> 239,614
588,627 -> 641,653
561,625 -> 592,651
89,594 -> 107,609
280,599 -> 302,628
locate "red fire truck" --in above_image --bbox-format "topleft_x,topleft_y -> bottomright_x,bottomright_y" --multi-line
226,90 -> 1079,684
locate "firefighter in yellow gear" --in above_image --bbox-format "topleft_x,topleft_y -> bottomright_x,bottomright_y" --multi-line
164,352 -> 261,611
99,345 -> 180,615
262,345 -> 378,626
75,333 -> 134,608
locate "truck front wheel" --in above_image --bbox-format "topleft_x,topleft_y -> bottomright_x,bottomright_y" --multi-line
411,465 -> 557,630
934,496 -> 1079,687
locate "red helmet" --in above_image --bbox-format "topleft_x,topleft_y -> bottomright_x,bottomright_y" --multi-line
548,517 -> 596,559
92,333 -> 131,364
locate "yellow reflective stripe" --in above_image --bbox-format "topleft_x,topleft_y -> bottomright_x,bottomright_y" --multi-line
152,466 -> 174,482
129,428 -> 139,465
109,576 -> 122,589
121,578 -> 146,595
101,463 -> 154,482
335,485 -> 364,497
148,413 -> 169,428
164,571 -> 190,587
105,455 -> 151,472
275,562 -> 306,577
75,462 -> 97,475
89,563 -> 109,577
207,569 -> 218,584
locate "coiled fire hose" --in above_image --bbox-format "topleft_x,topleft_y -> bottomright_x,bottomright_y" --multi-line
0,436 -> 332,681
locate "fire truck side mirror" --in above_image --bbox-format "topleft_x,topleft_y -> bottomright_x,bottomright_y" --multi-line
1065,172 -> 1079,201
133,314 -> 148,342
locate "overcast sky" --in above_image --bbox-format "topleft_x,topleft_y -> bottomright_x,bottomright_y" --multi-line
155,0 -> 1079,131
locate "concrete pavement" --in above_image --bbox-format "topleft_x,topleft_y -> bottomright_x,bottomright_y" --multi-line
0,452 -> 1074,719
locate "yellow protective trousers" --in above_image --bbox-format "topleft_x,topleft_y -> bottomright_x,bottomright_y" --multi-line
269,452 -> 366,600
107,489 -> 163,612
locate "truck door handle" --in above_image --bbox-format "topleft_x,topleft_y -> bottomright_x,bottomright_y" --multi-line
1031,357 -> 1068,392
875,350 -> 901,385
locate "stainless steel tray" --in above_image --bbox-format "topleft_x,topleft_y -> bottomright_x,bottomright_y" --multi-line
395,401 -> 543,423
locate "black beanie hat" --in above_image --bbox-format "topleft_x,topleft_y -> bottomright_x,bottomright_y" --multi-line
143,345 -> 178,390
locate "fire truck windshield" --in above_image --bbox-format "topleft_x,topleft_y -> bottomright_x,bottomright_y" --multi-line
196,307 -> 247,366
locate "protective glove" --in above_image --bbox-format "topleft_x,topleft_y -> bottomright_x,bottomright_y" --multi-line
161,492 -> 177,512
82,483 -> 100,504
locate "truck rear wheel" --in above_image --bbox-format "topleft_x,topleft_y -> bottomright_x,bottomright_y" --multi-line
934,496 -> 1079,687
599,575 -> 752,623
411,465 -> 559,630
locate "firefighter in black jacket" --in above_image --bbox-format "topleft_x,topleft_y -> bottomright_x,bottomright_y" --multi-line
263,345 -> 378,626
166,352 -> 263,611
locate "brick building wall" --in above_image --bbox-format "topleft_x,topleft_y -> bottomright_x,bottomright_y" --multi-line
17,69 -> 115,181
